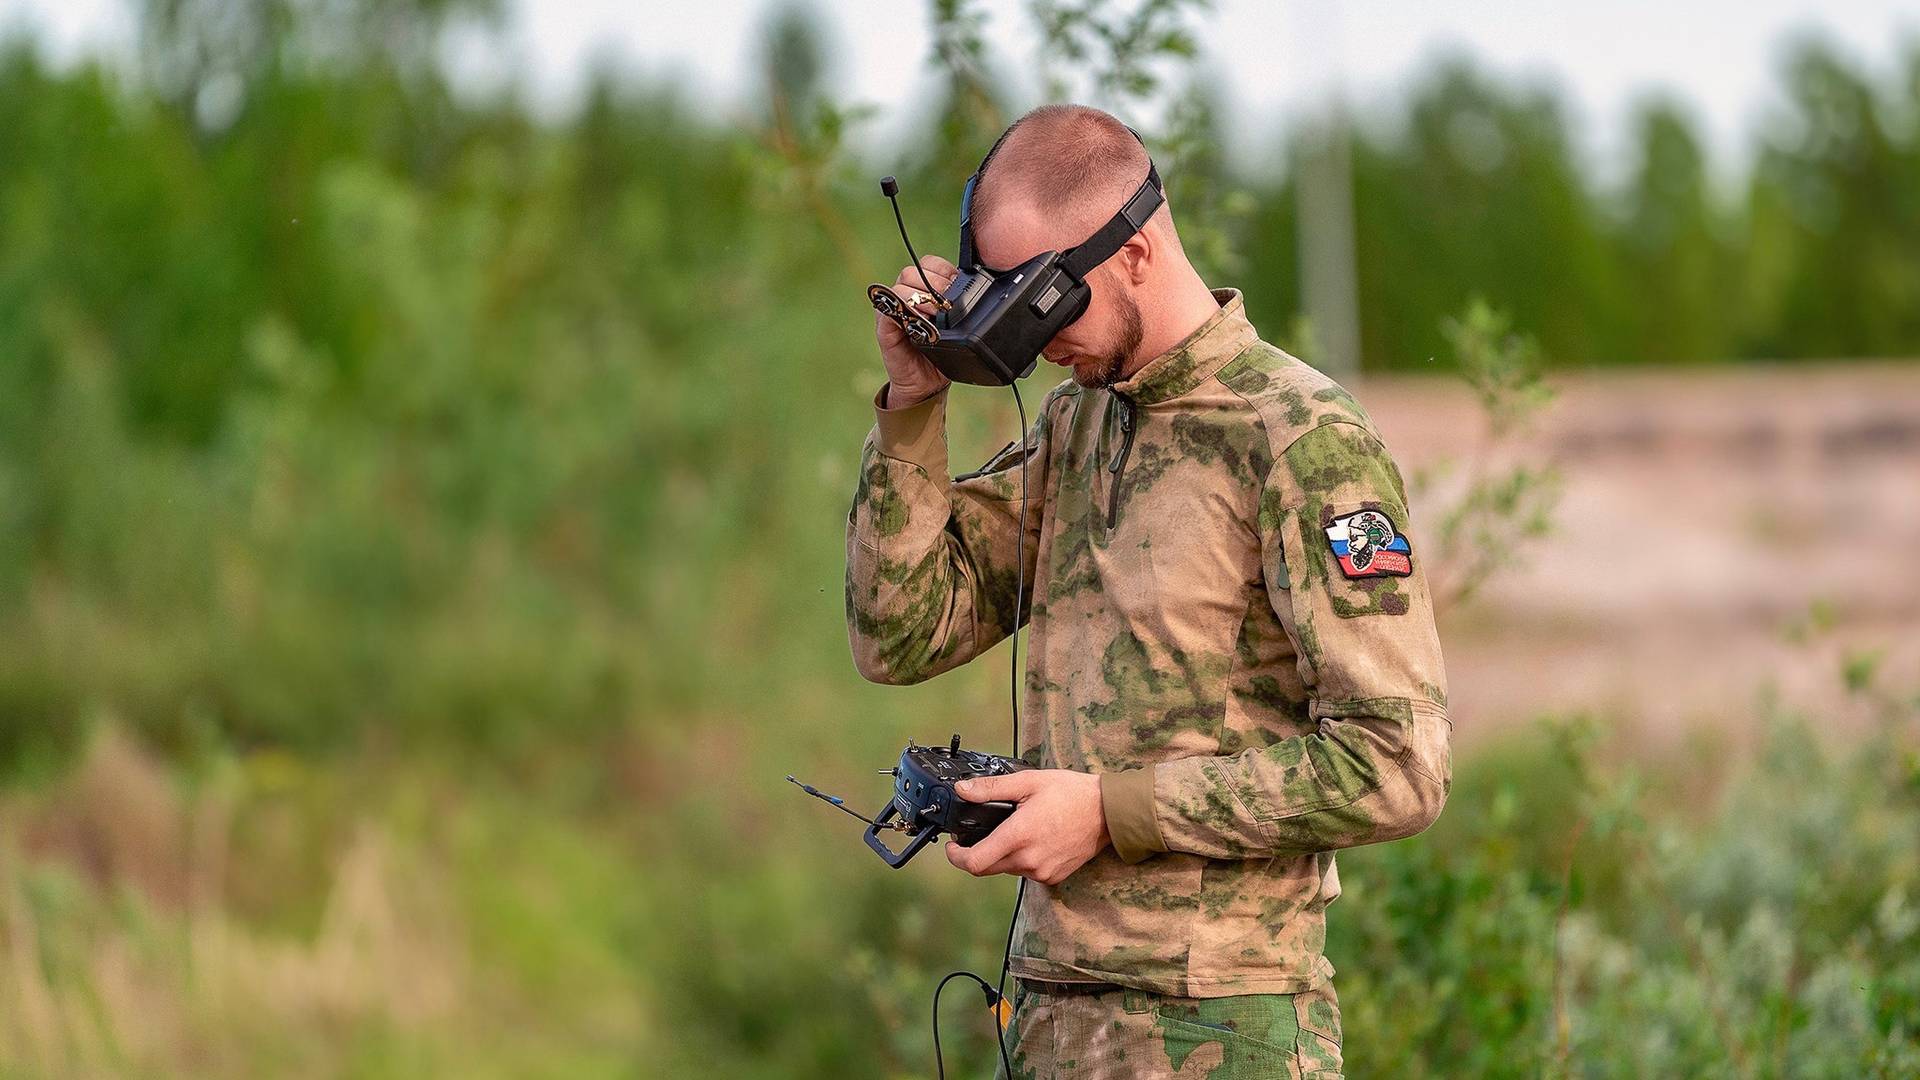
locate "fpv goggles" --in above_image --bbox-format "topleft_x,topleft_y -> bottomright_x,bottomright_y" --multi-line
868,124 -> 1165,386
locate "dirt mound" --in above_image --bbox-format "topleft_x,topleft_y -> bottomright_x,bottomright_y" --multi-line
1362,362 -> 1920,745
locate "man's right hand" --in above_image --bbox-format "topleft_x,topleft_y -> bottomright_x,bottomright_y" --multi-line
876,256 -> 958,409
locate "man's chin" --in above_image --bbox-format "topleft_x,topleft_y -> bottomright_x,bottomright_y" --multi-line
1071,359 -> 1122,389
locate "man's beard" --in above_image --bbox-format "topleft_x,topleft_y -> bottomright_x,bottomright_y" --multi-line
1071,289 -> 1145,390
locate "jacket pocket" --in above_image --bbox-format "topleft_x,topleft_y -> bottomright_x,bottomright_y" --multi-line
953,438 -> 1023,482
1214,741 -> 1358,824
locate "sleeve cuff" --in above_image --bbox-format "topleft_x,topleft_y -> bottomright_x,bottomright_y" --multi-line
873,383 -> 950,477
1100,767 -> 1166,864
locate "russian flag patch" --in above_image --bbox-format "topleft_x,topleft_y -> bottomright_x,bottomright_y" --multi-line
1325,509 -> 1412,578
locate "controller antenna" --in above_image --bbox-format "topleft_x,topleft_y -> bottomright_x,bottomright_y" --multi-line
786,775 -> 907,832
880,176 -> 947,309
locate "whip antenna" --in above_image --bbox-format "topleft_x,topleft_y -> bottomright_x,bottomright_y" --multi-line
786,775 -> 907,831
881,176 -> 947,308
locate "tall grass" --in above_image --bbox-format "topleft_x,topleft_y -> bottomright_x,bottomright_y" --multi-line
3,662 -> 1915,1077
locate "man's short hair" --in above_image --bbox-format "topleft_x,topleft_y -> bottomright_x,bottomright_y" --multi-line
971,103 -> 1175,258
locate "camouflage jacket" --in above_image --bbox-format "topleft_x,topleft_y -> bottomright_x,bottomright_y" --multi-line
845,287 -> 1450,997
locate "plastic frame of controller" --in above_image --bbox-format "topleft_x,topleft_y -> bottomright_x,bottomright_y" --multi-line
862,745 -> 1028,868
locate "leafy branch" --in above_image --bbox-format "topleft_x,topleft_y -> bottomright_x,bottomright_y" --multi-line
749,3 -> 877,278
1027,0 -> 1211,107
1420,301 -> 1562,608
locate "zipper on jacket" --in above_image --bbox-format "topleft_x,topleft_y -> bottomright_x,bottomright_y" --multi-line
1105,390 -> 1137,530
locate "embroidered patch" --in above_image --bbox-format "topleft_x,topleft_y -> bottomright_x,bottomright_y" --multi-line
1325,509 -> 1412,578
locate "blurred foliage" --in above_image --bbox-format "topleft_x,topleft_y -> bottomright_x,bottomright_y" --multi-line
1330,677 -> 1920,1079
1029,0 -> 1209,105
0,0 -> 1917,1076
1417,302 -> 1561,609
3,658 -> 1916,1075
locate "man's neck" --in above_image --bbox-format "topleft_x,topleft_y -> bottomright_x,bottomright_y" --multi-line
1117,276 -> 1224,382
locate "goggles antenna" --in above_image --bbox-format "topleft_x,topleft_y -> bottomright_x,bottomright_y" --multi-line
880,176 -> 948,310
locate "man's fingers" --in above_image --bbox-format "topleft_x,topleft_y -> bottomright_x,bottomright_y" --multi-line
893,260 -> 953,286
946,822 -> 1024,877
956,771 -> 1041,803
947,839 -> 998,876
882,283 -> 942,320
893,261 -> 956,310
920,254 -> 959,277
897,254 -> 958,285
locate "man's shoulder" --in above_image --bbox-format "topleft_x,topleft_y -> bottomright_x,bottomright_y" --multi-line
1015,377 -> 1082,432
1211,338 -> 1380,453
1038,376 -> 1083,411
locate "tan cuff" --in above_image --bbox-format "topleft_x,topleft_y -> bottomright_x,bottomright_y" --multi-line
1100,767 -> 1166,864
873,383 -> 950,477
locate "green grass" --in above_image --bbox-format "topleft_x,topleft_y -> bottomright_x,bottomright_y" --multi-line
3,671 -> 1917,1078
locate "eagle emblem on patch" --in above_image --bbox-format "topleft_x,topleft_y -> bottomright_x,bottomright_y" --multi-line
1325,509 -> 1412,578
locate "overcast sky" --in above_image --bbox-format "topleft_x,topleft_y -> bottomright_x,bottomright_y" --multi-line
7,0 -> 1917,180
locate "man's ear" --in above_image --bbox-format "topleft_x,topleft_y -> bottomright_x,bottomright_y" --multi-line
1116,227 -> 1153,285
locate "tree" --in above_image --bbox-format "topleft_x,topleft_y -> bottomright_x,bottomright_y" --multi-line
1615,96 -> 1734,364
1353,57 -> 1622,369
1745,36 -> 1920,357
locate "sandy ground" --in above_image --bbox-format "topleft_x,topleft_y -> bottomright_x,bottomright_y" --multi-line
1360,362 -> 1920,747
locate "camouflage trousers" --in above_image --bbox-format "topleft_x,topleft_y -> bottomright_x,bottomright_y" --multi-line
992,978 -> 1343,1079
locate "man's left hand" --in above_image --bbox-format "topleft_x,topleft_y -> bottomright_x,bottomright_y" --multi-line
944,769 -> 1110,885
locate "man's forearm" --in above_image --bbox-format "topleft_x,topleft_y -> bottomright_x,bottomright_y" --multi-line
846,385 -> 969,684
845,383 -> 1038,685
1098,697 -> 1450,862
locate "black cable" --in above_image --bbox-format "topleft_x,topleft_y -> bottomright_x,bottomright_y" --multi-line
997,381 -> 1031,1013
888,190 -> 945,307
996,877 -> 1028,1023
933,971 -> 1013,1080
930,380 -> 1033,1080
1008,380 -> 1028,755
879,178 -> 1036,1077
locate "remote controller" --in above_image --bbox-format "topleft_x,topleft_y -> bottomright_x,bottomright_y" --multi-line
788,734 -> 1031,868
865,735 -> 1032,867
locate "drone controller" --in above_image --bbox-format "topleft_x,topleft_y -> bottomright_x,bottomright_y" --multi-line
789,734 -> 1031,868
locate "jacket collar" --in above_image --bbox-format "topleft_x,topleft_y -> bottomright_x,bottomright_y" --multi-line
1111,287 -> 1258,405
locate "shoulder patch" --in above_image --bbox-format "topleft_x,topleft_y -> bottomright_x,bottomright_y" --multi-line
1325,509 -> 1412,578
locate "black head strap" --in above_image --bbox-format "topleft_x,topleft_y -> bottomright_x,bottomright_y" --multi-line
957,121 -> 1022,270
1057,159 -> 1162,280
958,121 -> 1164,278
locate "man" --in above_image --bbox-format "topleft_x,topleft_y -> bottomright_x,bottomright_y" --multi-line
845,104 -> 1450,1078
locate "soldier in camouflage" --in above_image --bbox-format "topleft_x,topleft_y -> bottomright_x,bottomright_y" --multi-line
846,104 -> 1450,1078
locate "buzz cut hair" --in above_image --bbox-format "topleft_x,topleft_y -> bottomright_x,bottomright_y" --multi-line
970,103 -> 1174,256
